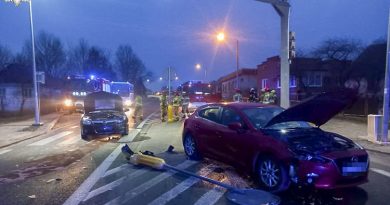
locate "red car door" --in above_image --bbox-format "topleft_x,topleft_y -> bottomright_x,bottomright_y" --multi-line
196,106 -> 225,158
219,107 -> 254,167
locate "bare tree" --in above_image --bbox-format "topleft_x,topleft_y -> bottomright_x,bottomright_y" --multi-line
311,37 -> 363,61
66,39 -> 90,75
0,44 -> 12,72
115,45 -> 152,95
20,31 -> 66,77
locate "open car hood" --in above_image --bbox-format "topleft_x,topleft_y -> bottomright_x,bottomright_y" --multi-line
264,90 -> 357,128
84,91 -> 123,113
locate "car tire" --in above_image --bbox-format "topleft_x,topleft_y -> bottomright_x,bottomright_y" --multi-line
256,156 -> 290,193
81,134 -> 89,140
122,126 -> 129,136
183,133 -> 202,160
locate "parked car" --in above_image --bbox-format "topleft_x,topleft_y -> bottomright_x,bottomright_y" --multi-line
81,91 -> 129,140
182,90 -> 369,192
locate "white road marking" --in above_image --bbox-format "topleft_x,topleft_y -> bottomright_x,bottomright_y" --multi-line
0,149 -> 12,155
28,131 -> 73,146
194,187 -> 226,205
63,112 -> 156,205
370,168 -> 390,178
103,164 -> 130,178
148,167 -> 213,205
104,160 -> 198,205
70,125 -> 79,129
83,176 -> 126,202
62,145 -> 123,205
59,136 -> 81,145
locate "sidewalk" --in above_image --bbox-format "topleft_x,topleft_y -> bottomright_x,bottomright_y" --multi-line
0,113 -> 61,149
322,117 -> 390,155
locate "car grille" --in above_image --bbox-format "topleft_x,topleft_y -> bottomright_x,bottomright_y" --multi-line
334,155 -> 368,177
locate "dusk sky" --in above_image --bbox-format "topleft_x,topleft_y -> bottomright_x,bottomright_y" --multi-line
0,0 -> 389,90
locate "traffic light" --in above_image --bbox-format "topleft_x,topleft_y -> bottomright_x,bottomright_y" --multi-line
289,31 -> 296,60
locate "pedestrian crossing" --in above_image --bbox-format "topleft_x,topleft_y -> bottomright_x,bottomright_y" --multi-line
28,131 -> 73,146
72,153 -> 237,205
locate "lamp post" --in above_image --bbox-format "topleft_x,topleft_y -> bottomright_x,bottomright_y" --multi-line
381,9 -> 390,143
216,32 -> 240,89
5,0 -> 42,125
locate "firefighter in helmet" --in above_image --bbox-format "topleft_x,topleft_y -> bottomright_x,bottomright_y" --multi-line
133,95 -> 143,122
160,91 -> 168,122
233,88 -> 243,102
248,88 -> 259,103
181,92 -> 190,118
172,92 -> 182,121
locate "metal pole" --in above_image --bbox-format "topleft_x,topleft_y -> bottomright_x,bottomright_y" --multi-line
204,68 -> 207,83
236,39 -> 239,89
381,9 -> 390,143
168,66 -> 171,102
279,6 -> 290,108
29,0 -> 41,126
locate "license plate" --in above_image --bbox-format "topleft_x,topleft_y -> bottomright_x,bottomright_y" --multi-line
103,126 -> 113,131
342,162 -> 367,173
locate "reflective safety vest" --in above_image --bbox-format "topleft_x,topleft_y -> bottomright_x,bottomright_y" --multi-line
233,93 -> 242,102
172,96 -> 182,107
135,96 -> 143,107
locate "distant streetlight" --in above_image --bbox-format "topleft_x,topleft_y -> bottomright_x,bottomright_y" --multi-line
195,63 -> 207,83
216,31 -> 239,89
159,77 -> 163,81
216,32 -> 225,42
146,79 -> 150,83
175,76 -> 179,81
5,0 -> 41,126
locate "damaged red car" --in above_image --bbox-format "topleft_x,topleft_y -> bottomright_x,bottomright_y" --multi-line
182,91 -> 369,192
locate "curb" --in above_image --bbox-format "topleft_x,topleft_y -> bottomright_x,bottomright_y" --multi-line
0,114 -> 62,149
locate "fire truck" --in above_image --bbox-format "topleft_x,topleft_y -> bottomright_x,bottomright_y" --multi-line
179,81 -> 221,112
60,75 -> 110,113
110,81 -> 134,109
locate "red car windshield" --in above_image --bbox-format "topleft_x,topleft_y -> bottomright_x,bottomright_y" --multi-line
242,107 -> 312,130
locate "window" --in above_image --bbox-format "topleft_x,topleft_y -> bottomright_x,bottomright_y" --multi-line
221,108 -> 243,126
198,107 -> 220,123
277,75 -> 296,88
302,72 -> 322,87
22,88 -> 32,98
261,79 -> 268,89
0,88 -> 5,98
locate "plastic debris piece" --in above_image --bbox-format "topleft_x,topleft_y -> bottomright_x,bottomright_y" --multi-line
83,167 -> 87,169
56,178 -> 62,181
28,195 -> 36,199
46,179 -> 55,183
167,145 -> 175,153
141,150 -> 154,156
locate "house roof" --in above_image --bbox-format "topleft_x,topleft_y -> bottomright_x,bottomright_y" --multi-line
218,68 -> 257,82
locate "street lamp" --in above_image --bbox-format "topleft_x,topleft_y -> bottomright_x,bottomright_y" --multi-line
195,64 -> 207,83
159,77 -> 163,81
5,0 -> 42,125
216,32 -> 240,89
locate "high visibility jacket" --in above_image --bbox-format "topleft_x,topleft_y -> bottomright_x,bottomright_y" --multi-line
172,96 -> 182,107
160,95 -> 167,106
233,93 -> 242,102
135,96 -> 143,107
182,96 -> 190,106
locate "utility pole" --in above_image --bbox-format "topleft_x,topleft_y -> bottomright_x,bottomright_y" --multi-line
236,39 -> 240,89
168,66 -> 171,102
256,0 -> 291,108
381,9 -> 390,143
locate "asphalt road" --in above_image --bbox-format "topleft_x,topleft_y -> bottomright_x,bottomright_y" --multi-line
1,98 -> 390,205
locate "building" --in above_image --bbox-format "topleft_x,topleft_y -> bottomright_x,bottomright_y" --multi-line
219,68 -> 257,100
256,56 -> 348,104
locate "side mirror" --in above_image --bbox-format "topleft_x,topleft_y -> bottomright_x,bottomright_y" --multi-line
228,122 -> 242,131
